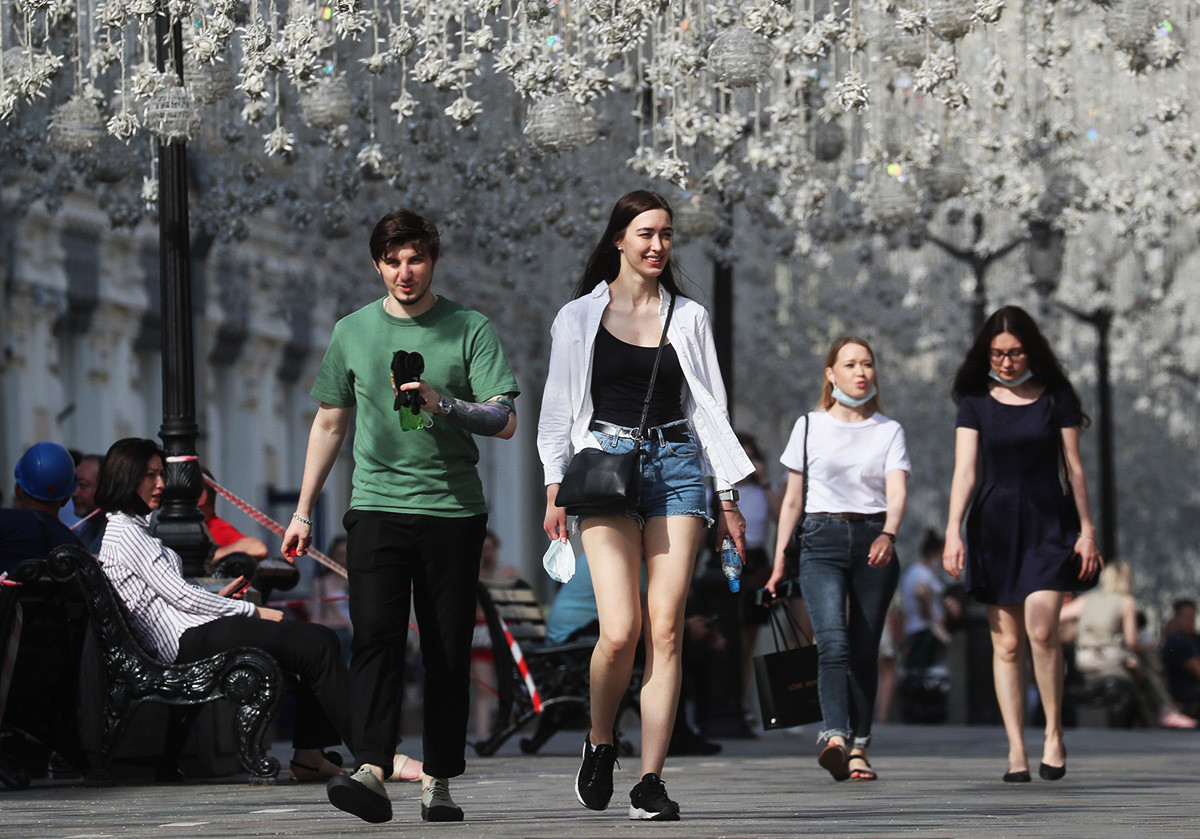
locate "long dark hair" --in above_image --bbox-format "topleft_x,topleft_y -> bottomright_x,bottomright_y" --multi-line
572,190 -> 686,300
95,437 -> 166,516
952,306 -> 1089,425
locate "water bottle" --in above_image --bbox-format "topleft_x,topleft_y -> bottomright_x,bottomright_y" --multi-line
720,536 -> 742,593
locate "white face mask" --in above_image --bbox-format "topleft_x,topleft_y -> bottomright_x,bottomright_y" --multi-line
989,369 -> 1034,387
831,383 -> 877,408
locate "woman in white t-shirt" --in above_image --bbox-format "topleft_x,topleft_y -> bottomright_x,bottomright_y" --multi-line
767,337 -> 910,783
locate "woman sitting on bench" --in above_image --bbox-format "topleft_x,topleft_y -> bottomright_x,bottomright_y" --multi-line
95,437 -> 351,782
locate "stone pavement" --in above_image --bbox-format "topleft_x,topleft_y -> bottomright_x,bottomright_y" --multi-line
1,723 -> 1196,839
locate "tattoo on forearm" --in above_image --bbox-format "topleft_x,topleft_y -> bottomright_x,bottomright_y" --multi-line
442,393 -> 516,436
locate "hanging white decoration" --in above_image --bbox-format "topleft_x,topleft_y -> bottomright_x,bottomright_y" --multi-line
880,27 -> 926,67
673,191 -> 718,239
926,0 -> 974,42
300,75 -> 353,130
1105,0 -> 1159,53
184,53 -> 235,105
143,81 -> 201,141
923,150 -> 969,201
708,27 -> 774,88
523,94 -> 598,153
49,95 -> 106,152
866,173 -> 922,230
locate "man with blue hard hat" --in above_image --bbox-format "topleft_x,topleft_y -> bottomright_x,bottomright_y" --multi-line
0,442 -> 84,573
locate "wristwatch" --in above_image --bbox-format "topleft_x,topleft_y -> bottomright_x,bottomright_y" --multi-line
716,488 -> 739,503
437,395 -> 454,416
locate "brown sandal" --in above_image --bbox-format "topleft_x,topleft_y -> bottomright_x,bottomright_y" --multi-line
818,743 -> 850,781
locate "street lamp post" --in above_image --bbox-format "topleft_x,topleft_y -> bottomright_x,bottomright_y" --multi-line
925,213 -> 1026,334
151,11 -> 213,577
1027,222 -> 1117,556
1056,305 -> 1116,557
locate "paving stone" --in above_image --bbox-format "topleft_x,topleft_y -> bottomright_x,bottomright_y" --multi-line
0,724 -> 1195,838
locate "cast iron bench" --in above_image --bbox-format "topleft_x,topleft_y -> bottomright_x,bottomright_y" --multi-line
7,544 -> 285,783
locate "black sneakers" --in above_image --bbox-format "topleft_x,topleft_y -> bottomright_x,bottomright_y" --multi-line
628,773 -> 680,821
575,736 -> 619,810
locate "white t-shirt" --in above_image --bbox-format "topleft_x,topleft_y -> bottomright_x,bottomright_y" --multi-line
900,561 -> 946,637
779,411 -> 910,514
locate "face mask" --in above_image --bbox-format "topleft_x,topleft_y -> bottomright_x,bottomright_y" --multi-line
989,369 -> 1033,387
831,383 -> 877,408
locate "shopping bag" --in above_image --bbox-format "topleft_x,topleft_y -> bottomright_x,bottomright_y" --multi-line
752,600 -> 822,729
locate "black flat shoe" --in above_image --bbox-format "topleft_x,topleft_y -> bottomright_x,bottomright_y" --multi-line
1038,762 -> 1066,781
1003,770 -> 1031,783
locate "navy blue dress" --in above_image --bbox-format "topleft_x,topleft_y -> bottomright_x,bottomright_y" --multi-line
956,387 -> 1081,606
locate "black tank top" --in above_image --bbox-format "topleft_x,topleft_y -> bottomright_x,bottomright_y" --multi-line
590,324 -> 685,428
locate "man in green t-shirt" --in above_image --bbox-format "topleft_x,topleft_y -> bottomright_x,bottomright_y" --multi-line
281,210 -> 519,825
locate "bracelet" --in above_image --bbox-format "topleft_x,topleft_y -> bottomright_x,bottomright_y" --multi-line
881,531 -> 896,544
720,504 -> 740,512
292,513 -> 313,527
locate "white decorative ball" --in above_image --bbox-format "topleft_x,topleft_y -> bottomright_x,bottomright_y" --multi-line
143,82 -> 201,141
672,192 -> 718,239
300,75 -> 353,130
184,52 -> 235,105
926,0 -> 974,42
523,94 -> 598,153
1105,0 -> 1158,52
708,27 -> 774,87
50,95 -> 106,152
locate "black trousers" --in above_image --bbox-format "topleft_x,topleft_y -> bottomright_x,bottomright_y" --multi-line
344,509 -> 486,779
177,616 -> 351,750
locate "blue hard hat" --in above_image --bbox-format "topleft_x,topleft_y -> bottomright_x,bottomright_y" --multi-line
14,441 -> 78,502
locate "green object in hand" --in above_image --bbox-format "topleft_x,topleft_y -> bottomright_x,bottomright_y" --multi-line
399,406 -> 424,431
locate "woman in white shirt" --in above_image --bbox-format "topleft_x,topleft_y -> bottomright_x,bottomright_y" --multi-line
95,437 -> 350,783
539,190 -> 752,821
767,337 -> 910,783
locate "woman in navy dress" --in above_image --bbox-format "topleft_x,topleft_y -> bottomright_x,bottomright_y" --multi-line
943,306 -> 1102,783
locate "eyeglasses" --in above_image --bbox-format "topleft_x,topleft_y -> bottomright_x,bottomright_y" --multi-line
989,348 -> 1027,362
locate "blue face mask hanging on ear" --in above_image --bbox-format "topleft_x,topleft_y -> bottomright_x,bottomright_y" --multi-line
989,369 -> 1034,387
831,383 -> 877,408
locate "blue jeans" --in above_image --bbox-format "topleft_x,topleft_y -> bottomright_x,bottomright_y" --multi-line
577,419 -> 708,525
798,513 -> 899,748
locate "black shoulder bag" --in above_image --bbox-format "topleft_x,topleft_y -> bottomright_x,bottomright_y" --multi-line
555,294 -> 676,517
781,414 -> 810,567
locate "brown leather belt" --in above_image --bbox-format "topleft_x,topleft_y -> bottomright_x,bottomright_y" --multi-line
810,512 -> 885,522
590,420 -> 691,443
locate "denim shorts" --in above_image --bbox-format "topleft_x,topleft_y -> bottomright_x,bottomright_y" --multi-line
576,419 -> 708,526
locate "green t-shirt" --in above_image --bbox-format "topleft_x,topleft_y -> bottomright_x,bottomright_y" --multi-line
311,296 -> 520,516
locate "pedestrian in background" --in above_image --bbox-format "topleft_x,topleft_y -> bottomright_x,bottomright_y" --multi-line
767,336 -> 909,783
943,305 -> 1102,783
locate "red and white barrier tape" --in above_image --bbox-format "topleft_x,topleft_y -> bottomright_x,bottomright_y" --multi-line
198,482 -> 512,705
203,477 -> 346,579
69,508 -> 100,531
495,612 -> 543,713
